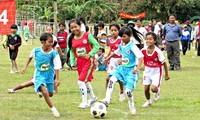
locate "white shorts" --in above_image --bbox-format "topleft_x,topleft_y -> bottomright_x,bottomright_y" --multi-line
142,66 -> 163,87
107,58 -> 121,73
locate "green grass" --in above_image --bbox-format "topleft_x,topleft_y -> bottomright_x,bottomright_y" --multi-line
0,40 -> 200,120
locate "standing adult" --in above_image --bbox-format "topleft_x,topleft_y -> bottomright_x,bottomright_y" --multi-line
163,15 -> 182,71
193,21 -> 200,56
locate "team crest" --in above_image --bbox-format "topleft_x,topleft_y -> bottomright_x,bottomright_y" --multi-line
14,36 -> 17,40
126,50 -> 130,54
154,58 -> 158,61
83,39 -> 87,44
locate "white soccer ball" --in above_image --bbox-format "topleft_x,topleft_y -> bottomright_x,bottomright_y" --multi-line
90,102 -> 107,118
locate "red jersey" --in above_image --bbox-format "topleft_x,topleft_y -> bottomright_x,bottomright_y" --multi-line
108,36 -> 122,58
141,46 -> 165,68
72,33 -> 92,58
57,31 -> 68,48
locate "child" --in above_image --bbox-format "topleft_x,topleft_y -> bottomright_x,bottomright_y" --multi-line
57,23 -> 69,70
97,22 -> 106,42
68,19 -> 99,108
181,25 -> 190,55
141,32 -> 170,108
95,47 -> 107,71
23,22 -> 29,42
6,24 -> 22,74
105,24 -> 125,102
22,33 -> 61,117
101,27 -> 144,115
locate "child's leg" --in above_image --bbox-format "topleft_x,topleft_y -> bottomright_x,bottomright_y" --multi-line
40,85 -> 53,108
13,81 -> 34,91
103,75 -> 118,104
125,88 -> 136,115
86,82 -> 97,105
14,60 -> 19,72
11,60 -> 14,71
105,73 -> 109,89
78,81 -> 88,108
118,81 -> 125,102
142,85 -> 152,107
151,85 -> 160,102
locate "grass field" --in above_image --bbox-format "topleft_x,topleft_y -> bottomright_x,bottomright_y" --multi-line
0,40 -> 200,120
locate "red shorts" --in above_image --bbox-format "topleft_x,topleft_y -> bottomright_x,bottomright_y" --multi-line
77,57 -> 94,82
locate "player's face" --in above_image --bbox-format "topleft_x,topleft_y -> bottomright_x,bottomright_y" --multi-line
70,22 -> 81,35
42,37 -> 53,49
110,26 -> 119,38
46,27 -> 53,34
121,34 -> 130,44
146,35 -> 156,47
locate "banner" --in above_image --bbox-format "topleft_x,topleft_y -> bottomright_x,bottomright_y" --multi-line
120,11 -> 146,19
0,0 -> 16,35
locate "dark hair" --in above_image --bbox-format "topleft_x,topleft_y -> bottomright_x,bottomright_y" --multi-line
40,33 -> 53,42
119,27 -> 142,44
46,25 -> 53,30
169,14 -> 176,19
109,24 -> 120,30
68,19 -> 81,50
98,22 -> 104,28
135,18 -> 142,22
59,22 -> 66,27
99,47 -> 105,53
145,32 -> 158,45
11,24 -> 18,29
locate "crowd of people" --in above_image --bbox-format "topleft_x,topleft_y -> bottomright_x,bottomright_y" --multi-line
2,14 -> 200,117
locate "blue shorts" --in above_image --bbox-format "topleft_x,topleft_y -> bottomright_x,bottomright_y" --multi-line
35,82 -> 54,93
110,65 -> 139,91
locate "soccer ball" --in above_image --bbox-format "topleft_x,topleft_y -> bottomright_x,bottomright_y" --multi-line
90,102 -> 107,118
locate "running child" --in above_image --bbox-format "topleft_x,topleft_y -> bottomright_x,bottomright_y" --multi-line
68,19 -> 99,108
22,33 -> 61,117
141,32 -> 170,108
104,23 -> 125,102
101,27 -> 144,115
6,24 -> 22,74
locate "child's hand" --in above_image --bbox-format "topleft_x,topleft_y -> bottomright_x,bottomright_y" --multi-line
165,74 -> 170,81
117,59 -> 122,65
60,52 -> 65,57
132,67 -> 140,74
103,57 -> 109,63
9,45 -> 14,50
71,66 -> 77,70
84,54 -> 90,59
54,79 -> 60,86
21,68 -> 26,74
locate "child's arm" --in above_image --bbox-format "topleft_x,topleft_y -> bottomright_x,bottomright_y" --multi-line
85,34 -> 100,59
21,57 -> 33,74
163,62 -> 170,80
69,48 -> 77,70
54,69 -> 60,94
132,57 -> 143,74
21,49 -> 34,74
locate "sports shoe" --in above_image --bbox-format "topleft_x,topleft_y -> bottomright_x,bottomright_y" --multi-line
78,102 -> 90,109
87,97 -> 97,106
128,100 -> 136,115
154,90 -> 160,102
119,93 -> 126,102
142,100 -> 152,108
15,70 -> 20,74
99,98 -> 109,107
10,70 -> 14,74
51,107 -> 60,117
8,89 -> 15,93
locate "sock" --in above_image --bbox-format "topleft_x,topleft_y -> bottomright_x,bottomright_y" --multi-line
51,106 -> 56,111
86,82 -> 95,99
125,88 -> 135,110
147,99 -> 151,103
78,81 -> 87,104
105,76 -> 118,103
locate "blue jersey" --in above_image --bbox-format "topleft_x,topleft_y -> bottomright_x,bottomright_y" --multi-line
31,47 -> 61,83
118,41 -> 137,67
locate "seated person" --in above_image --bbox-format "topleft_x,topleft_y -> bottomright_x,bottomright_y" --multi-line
95,47 -> 107,71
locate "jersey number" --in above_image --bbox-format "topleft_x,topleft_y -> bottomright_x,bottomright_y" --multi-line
0,10 -> 9,25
